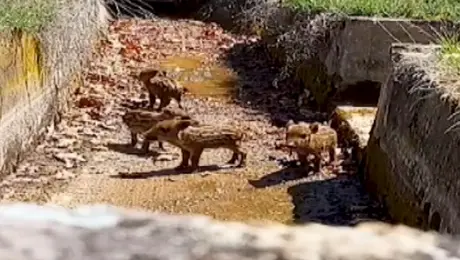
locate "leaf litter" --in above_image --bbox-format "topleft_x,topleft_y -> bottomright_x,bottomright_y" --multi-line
0,18 -> 385,225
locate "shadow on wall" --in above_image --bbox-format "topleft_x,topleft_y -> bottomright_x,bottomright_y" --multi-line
422,202 -> 442,233
223,41 -> 383,128
286,176 -> 388,226
331,80 -> 381,107
248,166 -> 389,226
104,0 -> 206,19
223,41 -> 326,127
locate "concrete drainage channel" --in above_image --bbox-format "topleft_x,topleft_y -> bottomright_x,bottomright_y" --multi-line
0,0 -> 388,226
99,1 -> 460,233
1,0 -> 460,253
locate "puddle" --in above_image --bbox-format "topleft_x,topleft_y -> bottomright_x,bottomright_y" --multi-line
160,56 -> 205,70
158,55 -> 239,98
335,106 -> 377,120
334,106 -> 377,146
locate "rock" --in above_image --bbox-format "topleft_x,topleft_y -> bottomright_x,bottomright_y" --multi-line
55,138 -> 77,149
167,177 -> 178,182
155,154 -> 176,162
0,203 -> 457,260
55,170 -> 75,180
200,172 -> 212,177
53,152 -> 87,168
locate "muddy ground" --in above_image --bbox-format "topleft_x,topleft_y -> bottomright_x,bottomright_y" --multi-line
0,18 -> 387,225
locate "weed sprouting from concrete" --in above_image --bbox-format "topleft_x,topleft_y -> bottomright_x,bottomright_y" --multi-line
104,0 -> 160,19
445,106 -> 460,134
436,33 -> 460,126
389,26 -> 460,134
36,0 -> 111,89
429,33 -> 460,134
439,35 -> 460,77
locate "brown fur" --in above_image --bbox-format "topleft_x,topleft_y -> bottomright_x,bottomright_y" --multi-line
122,107 -> 191,153
137,68 -> 188,111
329,111 -> 360,160
144,118 -> 247,172
285,120 -> 338,172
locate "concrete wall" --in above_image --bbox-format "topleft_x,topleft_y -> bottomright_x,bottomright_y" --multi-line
0,203 -> 459,259
225,7 -> 460,233
197,3 -> 458,109
198,4 -> 460,233
262,13 -> 457,110
253,11 -> 460,233
0,0 -> 110,174
0,31 -> 57,174
330,17 -> 454,88
364,43 -> 460,234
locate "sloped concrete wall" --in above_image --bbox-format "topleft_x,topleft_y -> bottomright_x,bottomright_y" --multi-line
0,31 -> 50,173
0,0 -> 110,174
0,203 -> 459,259
261,11 -> 458,110
364,43 -> 460,234
331,17 -> 454,88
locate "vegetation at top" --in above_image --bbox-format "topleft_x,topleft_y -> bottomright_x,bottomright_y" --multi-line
439,35 -> 460,77
285,0 -> 460,21
0,0 -> 56,32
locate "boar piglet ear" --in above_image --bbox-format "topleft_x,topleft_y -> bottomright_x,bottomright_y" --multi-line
309,123 -> 319,134
286,119 -> 294,128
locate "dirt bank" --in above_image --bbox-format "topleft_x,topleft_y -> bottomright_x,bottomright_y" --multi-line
0,18 -> 386,225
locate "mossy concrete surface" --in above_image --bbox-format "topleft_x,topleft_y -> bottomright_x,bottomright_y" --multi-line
364,43 -> 460,234
0,32 -> 42,114
0,0 -> 110,175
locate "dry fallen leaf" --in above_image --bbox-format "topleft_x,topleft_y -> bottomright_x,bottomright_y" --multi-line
76,96 -> 104,109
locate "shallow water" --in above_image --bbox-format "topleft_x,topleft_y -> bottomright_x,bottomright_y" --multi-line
158,55 -> 238,98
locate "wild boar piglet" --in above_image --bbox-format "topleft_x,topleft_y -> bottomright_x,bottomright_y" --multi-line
135,68 -> 188,111
122,107 -> 191,152
144,118 -> 247,172
284,120 -> 338,171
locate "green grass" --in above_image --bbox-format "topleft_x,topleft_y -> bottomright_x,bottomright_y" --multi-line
0,0 -> 56,33
439,36 -> 460,77
285,0 -> 460,20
